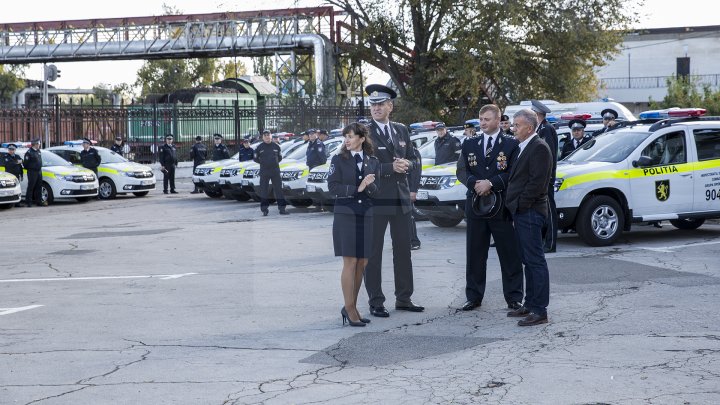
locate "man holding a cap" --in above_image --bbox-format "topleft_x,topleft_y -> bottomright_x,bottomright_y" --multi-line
23,139 -> 43,207
159,134 -> 178,194
434,123 -> 462,165
80,138 -> 101,175
560,119 -> 591,160
254,129 -> 288,216
593,108 -> 620,137
363,83 -> 423,317
530,100 -> 558,253
238,138 -> 254,162
189,136 -> 208,193
212,134 -> 230,161
306,128 -> 327,170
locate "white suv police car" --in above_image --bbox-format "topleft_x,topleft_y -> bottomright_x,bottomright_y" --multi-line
556,108 -> 720,246
0,171 -> 22,208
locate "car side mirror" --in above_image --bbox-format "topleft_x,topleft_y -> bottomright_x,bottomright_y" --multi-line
632,155 -> 653,168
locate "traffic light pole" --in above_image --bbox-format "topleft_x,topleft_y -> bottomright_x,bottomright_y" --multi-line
43,63 -> 49,148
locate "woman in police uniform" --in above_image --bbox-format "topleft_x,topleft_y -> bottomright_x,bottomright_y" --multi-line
328,122 -> 380,327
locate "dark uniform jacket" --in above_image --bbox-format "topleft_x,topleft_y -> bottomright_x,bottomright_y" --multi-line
212,143 -> 230,161
328,152 -> 380,215
80,147 -> 101,171
457,132 -> 519,220
368,120 -> 419,215
2,153 -> 23,179
110,143 -> 124,156
537,118 -> 558,171
591,123 -> 620,137
560,135 -> 591,160
409,146 -> 421,194
159,144 -> 178,167
434,135 -> 462,165
306,139 -> 327,169
253,142 -> 282,174
23,148 -> 42,171
505,135 -> 553,218
190,143 -> 208,166
238,146 -> 254,162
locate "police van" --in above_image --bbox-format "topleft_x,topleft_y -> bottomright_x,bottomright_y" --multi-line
0,144 -> 98,204
555,108 -> 720,246
49,142 -> 155,199
0,171 -> 22,208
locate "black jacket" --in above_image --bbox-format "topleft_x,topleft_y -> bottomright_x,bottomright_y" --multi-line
238,146 -> 254,162
457,133 -> 519,220
306,139 -> 327,169
2,153 -> 23,179
328,152 -> 379,215
212,143 -> 230,161
80,147 -> 101,171
409,146 -> 421,193
537,119 -> 558,179
190,142 -> 208,166
434,135 -> 462,165
253,142 -> 282,174
159,143 -> 178,167
505,135 -> 553,218
560,135 -> 591,160
23,148 -> 42,171
368,120 -> 418,215
110,143 -> 124,156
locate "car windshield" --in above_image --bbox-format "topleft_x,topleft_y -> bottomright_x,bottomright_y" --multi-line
37,150 -> 73,167
98,148 -> 128,163
286,143 -> 309,159
565,131 -> 651,163
419,139 -> 436,159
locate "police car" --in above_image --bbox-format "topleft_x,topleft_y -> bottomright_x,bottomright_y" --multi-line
192,152 -> 242,198
504,99 -> 637,122
555,113 -> 606,157
49,142 -> 155,199
555,108 -> 720,246
0,171 -> 22,208
0,144 -> 98,204
217,159 -> 262,201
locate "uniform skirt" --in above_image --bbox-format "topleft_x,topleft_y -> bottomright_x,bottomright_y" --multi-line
332,209 -> 374,258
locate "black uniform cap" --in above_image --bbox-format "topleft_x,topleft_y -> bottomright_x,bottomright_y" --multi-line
213,133 -> 223,139
262,129 -> 271,135
569,119 -> 587,130
195,136 -> 202,141
601,108 -> 618,120
365,84 -> 397,104
501,114 -> 510,122
530,100 -> 552,114
82,138 -> 91,144
31,139 -> 41,144
7,143 -> 17,149
435,123 -> 446,129
165,135 -> 174,140
472,190 -> 503,219
463,123 -> 475,129
318,129 -> 328,135
115,136 -> 122,141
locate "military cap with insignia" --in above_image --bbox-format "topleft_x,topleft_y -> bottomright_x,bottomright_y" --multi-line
463,123 -> 475,129
213,133 -> 223,139
357,117 -> 371,126
435,123 -> 446,129
501,114 -> 510,122
82,138 -> 91,144
601,108 -> 618,120
365,84 -> 397,104
530,99 -> 552,114
569,119 -> 587,130
7,143 -> 17,149
31,139 -> 41,144
318,129 -> 328,135
262,129 -> 271,135
165,134 -> 174,140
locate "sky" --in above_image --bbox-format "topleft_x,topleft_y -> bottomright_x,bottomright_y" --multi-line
1,0 -> 717,94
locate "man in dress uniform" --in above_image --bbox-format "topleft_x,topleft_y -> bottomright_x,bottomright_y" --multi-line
238,138 -> 254,162
254,130 -> 289,216
456,104 -> 524,311
530,100 -> 558,253
23,139 -> 43,207
560,119 -> 592,160
363,83 -> 424,317
79,138 -> 101,175
159,135 -> 178,194
212,134 -> 230,161
434,123 -> 462,165
500,114 -> 513,135
189,135 -> 207,194
592,108 -> 621,137
306,128 -> 327,170
110,136 -> 125,156
2,144 -> 24,207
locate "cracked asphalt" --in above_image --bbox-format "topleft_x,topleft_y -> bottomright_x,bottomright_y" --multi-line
2,167 -> 720,404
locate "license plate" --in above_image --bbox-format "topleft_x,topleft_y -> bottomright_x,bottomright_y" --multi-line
241,180 -> 249,186
80,185 -> 93,190
141,180 -> 153,186
416,191 -> 429,200
0,190 -> 15,196
306,185 -> 316,192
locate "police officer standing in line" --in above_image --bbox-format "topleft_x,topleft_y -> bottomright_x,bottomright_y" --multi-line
23,139 -> 43,207
254,129 -> 289,216
530,100 -> 559,254
463,122 -> 476,138
2,144 -> 24,207
238,138 -> 254,162
80,138 -> 101,175
500,114 -> 513,135
318,129 -> 329,142
189,135 -> 207,194
593,108 -> 620,137
110,136 -> 125,156
433,123 -> 462,165
456,104 -> 524,311
159,134 -> 178,194
212,134 -> 230,161
306,128 -> 327,170
364,83 -> 424,317
560,119 -> 591,160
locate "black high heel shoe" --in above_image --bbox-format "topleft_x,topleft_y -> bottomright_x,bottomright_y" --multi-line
358,315 -> 371,323
341,307 -> 366,327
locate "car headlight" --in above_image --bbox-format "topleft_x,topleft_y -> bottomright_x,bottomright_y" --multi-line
122,171 -> 136,177
62,175 -> 76,181
554,178 -> 564,193
0,179 -> 16,187
440,176 -> 458,189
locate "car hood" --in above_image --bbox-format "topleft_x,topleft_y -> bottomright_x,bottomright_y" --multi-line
280,160 -> 308,173
556,161 -> 622,179
44,165 -> 95,177
0,171 -> 18,182
102,162 -> 153,173
422,162 -> 458,176
197,158 -> 237,170
310,163 -> 330,174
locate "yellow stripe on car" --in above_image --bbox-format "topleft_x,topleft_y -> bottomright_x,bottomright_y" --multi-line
99,167 -> 119,174
559,163 -> 698,191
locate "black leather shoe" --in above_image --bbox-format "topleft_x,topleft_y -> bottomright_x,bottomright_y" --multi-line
395,301 -> 425,312
170,190 -> 178,194
517,312 -> 548,326
163,190 -> 168,194
262,209 -> 269,217
279,211 -> 290,215
507,306 -> 530,317
461,300 -> 481,311
369,306 -> 389,317
507,301 -> 522,310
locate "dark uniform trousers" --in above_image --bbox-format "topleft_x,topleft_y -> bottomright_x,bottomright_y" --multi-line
26,170 -> 42,205
259,170 -> 287,211
163,166 -> 176,191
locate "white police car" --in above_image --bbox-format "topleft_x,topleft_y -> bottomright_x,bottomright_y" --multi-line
192,152 -> 242,198
414,162 -> 466,227
555,108 -> 720,246
217,160 -> 260,201
0,145 -> 98,204
0,171 -> 22,208
49,142 -> 155,199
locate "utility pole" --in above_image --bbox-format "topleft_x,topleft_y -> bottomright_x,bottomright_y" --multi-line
43,64 -> 60,148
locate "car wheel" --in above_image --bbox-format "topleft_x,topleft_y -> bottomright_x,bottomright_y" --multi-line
133,191 -> 149,197
575,195 -> 624,246
204,189 -> 223,198
428,215 -> 463,228
41,182 -> 54,205
98,178 -> 117,199
669,218 -> 705,230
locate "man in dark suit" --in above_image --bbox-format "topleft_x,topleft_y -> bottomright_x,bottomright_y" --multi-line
505,108 -> 554,326
530,100 -> 558,253
363,84 -> 424,317
560,119 -> 592,160
456,104 -> 524,312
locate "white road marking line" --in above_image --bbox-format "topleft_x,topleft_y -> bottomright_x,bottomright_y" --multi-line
0,273 -> 197,283
0,305 -> 44,316
639,240 -> 720,253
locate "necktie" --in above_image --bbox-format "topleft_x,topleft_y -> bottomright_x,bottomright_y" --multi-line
384,125 -> 392,146
485,137 -> 493,157
575,139 -> 579,148
354,153 -> 362,168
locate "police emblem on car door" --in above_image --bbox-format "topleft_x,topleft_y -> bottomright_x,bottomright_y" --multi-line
655,180 -> 670,201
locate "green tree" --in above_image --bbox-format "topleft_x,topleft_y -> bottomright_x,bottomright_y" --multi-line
649,75 -> 720,115
0,65 -> 26,105
220,59 -> 248,80
327,0 -> 640,122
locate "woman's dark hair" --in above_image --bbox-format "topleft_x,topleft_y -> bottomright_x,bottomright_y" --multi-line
339,122 -> 374,158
